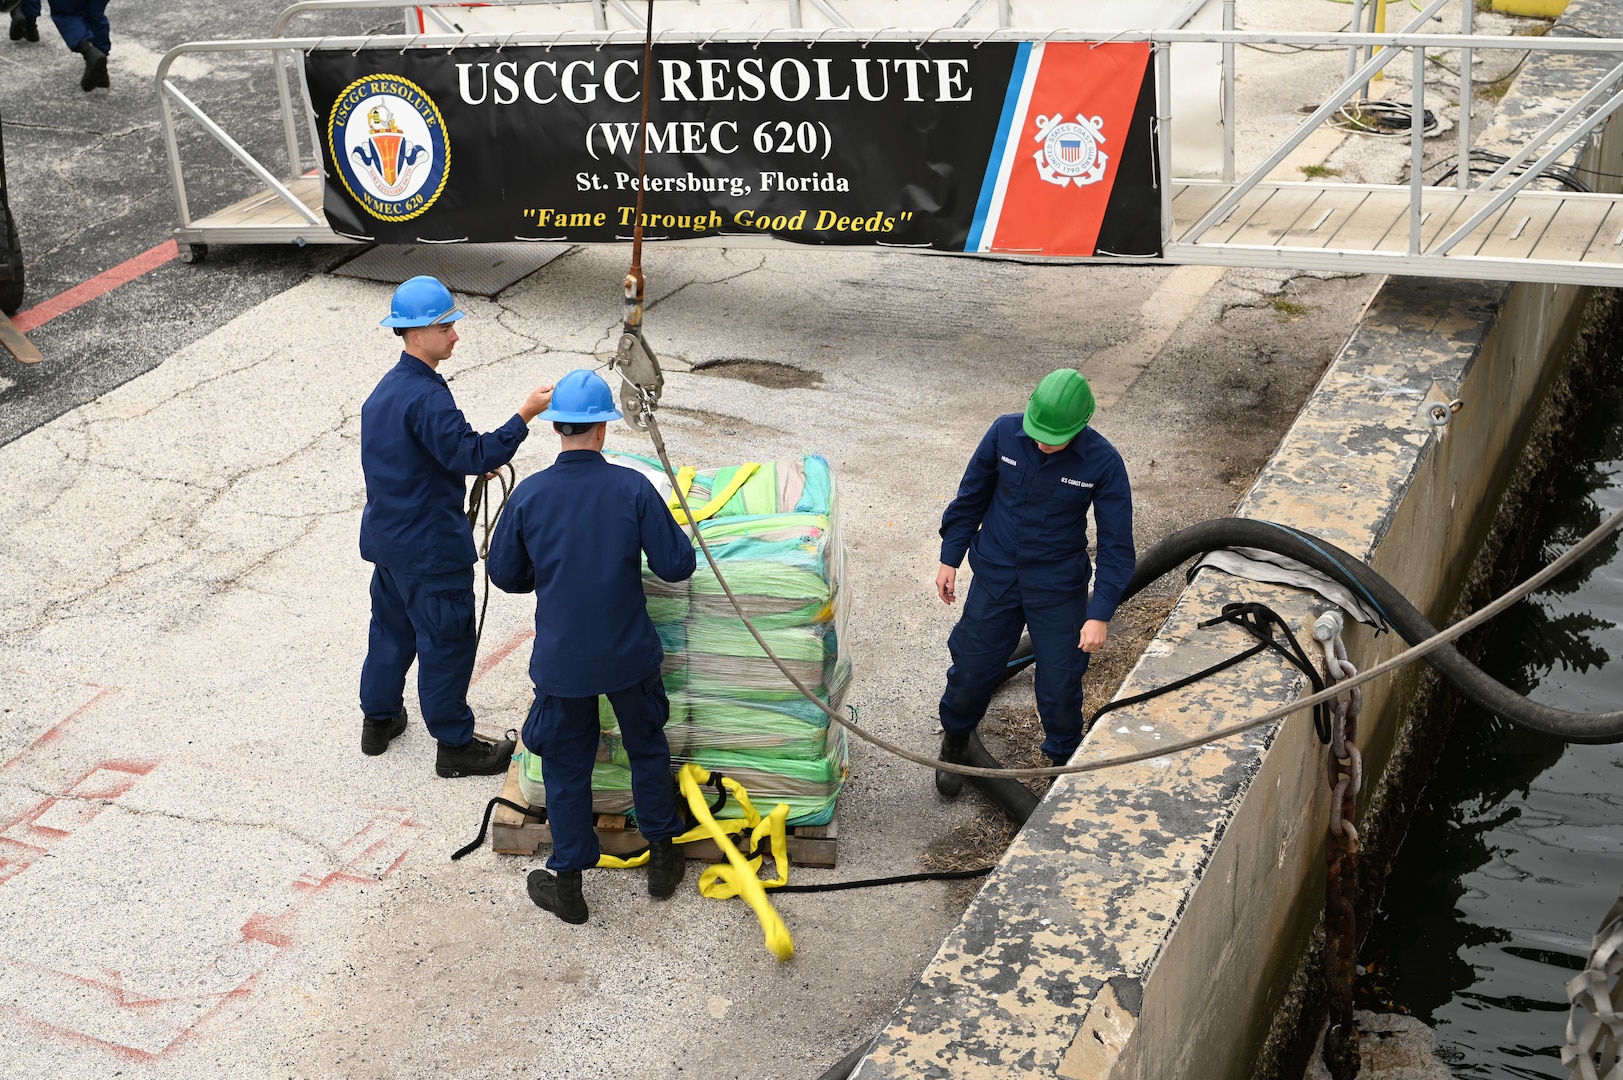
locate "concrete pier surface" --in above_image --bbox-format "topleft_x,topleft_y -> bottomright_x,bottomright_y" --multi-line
855,3 -> 1623,1079
0,238 -> 1373,1077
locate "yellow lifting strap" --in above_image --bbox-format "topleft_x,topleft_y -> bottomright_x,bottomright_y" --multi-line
595,761 -> 795,961
667,462 -> 760,526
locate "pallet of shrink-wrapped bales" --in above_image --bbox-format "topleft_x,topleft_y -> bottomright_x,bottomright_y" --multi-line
489,452 -> 848,868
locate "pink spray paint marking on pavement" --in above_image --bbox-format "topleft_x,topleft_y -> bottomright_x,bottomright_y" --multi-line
0,683 -> 422,1061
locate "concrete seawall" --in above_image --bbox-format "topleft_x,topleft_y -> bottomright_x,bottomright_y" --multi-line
856,3 -> 1623,1077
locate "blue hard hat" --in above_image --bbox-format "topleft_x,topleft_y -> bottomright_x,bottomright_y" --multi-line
540,369 -> 623,424
380,275 -> 466,328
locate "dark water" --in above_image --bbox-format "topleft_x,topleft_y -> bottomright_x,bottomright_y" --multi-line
1354,383 -> 1623,1077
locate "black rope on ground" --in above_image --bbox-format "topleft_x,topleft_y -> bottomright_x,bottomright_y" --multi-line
1090,601 -> 1330,742
774,866 -> 994,893
1428,147 -> 1593,193
1093,640 -> 1270,721
1200,602 -> 1331,743
452,796 -> 537,860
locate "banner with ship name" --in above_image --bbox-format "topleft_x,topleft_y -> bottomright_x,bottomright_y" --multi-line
303,41 -> 1159,258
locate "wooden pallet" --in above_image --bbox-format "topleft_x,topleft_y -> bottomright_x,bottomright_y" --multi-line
490,755 -> 838,867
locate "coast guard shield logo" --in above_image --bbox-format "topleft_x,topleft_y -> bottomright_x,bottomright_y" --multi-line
1033,112 -> 1108,188
327,74 -> 450,223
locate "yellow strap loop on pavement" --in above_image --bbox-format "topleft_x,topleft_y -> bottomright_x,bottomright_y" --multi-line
667,462 -> 760,526
698,779 -> 789,895
594,794 -> 776,871
592,763 -> 795,960
596,849 -> 651,870
683,762 -> 794,960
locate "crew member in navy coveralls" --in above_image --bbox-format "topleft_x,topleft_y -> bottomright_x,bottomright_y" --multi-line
934,368 -> 1135,796
358,275 -> 553,777
487,369 -> 697,925
8,0 -> 112,92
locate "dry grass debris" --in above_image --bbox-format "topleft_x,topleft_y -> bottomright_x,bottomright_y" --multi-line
920,589 -> 1181,874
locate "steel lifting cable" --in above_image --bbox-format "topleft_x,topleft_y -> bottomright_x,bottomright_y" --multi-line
643,408 -> 1623,780
623,0 -> 656,337
463,1 -> 656,656
607,0 -> 1623,782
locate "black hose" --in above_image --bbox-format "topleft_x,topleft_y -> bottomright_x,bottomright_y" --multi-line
816,1038 -> 875,1080
960,730 -> 1040,824
774,865 -> 993,893
999,634 -> 1035,682
1124,518 -> 1623,745
962,633 -> 1042,825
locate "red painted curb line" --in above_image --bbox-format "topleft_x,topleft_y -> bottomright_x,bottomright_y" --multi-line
13,239 -> 181,334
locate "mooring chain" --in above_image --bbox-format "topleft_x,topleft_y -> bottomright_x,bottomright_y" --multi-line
1324,622 -> 1364,848
1316,611 -> 1364,1080
1564,890 -> 1623,1080
600,0 -> 1623,787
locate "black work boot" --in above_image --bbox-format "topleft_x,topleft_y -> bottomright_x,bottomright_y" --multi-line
434,735 -> 516,777
527,869 -> 588,924
9,13 -> 36,42
361,708 -> 408,756
647,838 -> 685,899
935,731 -> 969,798
76,39 -> 107,92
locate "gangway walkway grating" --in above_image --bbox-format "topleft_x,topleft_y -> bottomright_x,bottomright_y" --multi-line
177,176 -> 328,250
1167,182 -> 1623,287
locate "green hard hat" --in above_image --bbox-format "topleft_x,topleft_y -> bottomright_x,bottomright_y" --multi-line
1023,369 -> 1096,444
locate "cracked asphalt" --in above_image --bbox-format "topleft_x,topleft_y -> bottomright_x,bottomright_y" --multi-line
0,4 -> 1383,1078
0,0 -> 403,441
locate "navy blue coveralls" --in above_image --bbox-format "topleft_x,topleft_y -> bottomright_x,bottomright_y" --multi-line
486,450 -> 697,873
17,1 -> 111,54
358,352 -> 528,746
938,414 -> 1135,760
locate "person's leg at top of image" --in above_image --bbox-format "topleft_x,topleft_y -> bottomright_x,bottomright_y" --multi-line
45,0 -> 109,91
9,1 -> 40,43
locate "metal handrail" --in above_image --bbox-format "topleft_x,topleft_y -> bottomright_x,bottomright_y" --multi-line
161,28 -> 1623,56
275,0 -> 596,39
1433,84 -> 1623,256
163,81 -> 320,227
155,24 -> 1623,267
268,0 -> 1024,40
1184,0 -> 1453,247
1478,59 -> 1623,190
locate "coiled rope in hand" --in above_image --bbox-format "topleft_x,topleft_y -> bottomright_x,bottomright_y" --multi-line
467,463 -> 516,647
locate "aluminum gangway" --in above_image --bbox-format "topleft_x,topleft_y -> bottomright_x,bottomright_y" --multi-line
158,0 -> 1623,288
